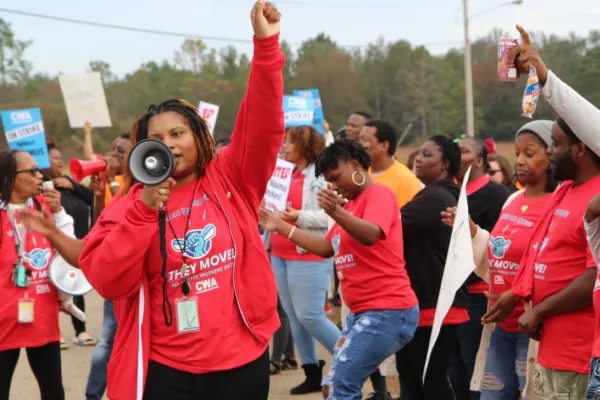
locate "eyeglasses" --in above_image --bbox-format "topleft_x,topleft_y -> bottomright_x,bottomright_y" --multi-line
488,169 -> 502,176
16,167 -> 40,176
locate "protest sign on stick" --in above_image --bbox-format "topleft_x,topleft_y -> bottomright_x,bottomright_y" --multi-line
264,158 -> 295,212
283,96 -> 314,128
1,108 -> 51,169
59,72 -> 112,128
293,89 -> 325,134
198,101 -> 220,135
423,166 -> 475,382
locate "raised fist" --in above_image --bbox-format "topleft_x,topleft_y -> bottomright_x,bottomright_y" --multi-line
251,1 -> 281,39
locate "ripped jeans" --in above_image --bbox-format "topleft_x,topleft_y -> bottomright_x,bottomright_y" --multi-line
586,358 -> 600,399
323,307 -> 419,400
480,326 -> 529,400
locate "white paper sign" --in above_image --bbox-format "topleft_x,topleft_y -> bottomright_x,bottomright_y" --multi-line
423,166 -> 475,382
58,72 -> 112,128
198,101 -> 220,135
264,158 -> 295,212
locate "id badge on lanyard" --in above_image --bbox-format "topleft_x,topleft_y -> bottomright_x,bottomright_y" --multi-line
7,207 -> 30,288
7,207 -> 36,324
18,297 -> 34,323
175,296 -> 200,334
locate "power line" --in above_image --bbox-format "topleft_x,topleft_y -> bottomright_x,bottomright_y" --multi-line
0,6 -> 463,49
274,1 -> 415,8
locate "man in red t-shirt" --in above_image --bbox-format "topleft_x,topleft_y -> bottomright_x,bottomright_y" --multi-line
510,116 -> 600,398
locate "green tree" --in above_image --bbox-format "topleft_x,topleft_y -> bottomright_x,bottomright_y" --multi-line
88,60 -> 117,84
0,18 -> 32,85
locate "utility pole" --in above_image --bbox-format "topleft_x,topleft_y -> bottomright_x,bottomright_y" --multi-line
463,0 -> 475,137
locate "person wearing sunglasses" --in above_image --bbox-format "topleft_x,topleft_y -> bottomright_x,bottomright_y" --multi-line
487,154 -> 517,193
0,149 -> 77,400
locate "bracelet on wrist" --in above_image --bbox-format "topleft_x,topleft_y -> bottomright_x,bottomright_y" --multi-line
288,226 -> 297,240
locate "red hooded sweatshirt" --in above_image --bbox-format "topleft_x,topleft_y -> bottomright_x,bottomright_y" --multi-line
79,34 -> 284,400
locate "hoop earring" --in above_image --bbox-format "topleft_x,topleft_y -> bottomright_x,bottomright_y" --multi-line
352,171 -> 366,186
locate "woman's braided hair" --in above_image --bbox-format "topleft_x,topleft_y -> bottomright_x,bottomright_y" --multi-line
122,99 -> 216,195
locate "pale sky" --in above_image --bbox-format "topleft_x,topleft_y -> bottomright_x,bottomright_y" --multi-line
1,0 -> 599,78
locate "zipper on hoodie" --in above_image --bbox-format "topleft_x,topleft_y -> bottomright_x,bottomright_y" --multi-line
209,182 -> 264,344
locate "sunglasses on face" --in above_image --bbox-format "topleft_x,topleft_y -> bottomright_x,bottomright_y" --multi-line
16,167 -> 40,176
488,169 -> 502,176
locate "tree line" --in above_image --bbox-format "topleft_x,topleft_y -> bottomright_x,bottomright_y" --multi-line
1,18 -> 599,155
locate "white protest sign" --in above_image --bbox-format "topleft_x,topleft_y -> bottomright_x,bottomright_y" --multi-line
264,158 -> 295,212
423,166 -> 475,382
58,72 -> 112,128
198,101 -> 220,135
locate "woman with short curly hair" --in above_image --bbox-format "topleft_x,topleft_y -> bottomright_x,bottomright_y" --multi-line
268,125 -> 341,395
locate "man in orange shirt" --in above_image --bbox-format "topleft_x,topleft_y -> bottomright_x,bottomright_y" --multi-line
360,120 -> 423,207
89,133 -> 131,219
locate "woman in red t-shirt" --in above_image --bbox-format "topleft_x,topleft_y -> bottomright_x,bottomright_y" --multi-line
260,139 -> 419,399
268,126 -> 340,394
443,120 -> 558,399
0,150 -> 76,400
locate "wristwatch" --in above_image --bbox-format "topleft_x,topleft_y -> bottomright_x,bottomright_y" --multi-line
109,181 -> 121,189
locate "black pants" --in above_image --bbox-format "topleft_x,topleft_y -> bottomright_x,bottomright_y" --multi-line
448,293 -> 486,400
144,350 -> 270,400
0,341 -> 64,400
396,325 -> 456,400
71,295 -> 86,336
271,295 -> 295,361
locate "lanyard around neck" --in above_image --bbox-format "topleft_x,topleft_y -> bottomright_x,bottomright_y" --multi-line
6,206 -> 27,259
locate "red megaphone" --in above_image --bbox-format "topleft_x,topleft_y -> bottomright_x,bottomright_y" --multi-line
70,157 -> 107,182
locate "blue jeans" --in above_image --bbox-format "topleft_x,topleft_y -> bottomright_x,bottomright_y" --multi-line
324,307 -> 419,400
587,358 -> 600,399
271,256 -> 340,365
85,300 -> 117,400
480,326 -> 529,400
449,293 -> 487,400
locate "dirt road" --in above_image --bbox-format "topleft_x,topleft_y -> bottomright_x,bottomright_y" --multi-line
10,291 -> 399,399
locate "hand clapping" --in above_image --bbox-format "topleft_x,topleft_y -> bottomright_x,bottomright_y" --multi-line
317,188 -> 341,216
258,203 -> 283,232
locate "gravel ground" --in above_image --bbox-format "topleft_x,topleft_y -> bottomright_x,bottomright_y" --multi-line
10,291 -> 399,399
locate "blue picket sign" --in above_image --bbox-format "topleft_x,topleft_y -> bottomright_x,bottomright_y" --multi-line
1,108 -> 50,169
283,95 -> 315,128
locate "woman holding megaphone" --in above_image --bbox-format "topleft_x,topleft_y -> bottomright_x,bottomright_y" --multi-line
78,2 -> 284,399
0,149 -> 77,400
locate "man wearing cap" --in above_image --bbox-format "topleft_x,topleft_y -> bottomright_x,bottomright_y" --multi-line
504,25 -> 600,399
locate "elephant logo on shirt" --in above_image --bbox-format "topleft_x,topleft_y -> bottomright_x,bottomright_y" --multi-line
489,236 -> 511,259
332,235 -> 341,256
171,224 -> 217,259
23,248 -> 51,270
